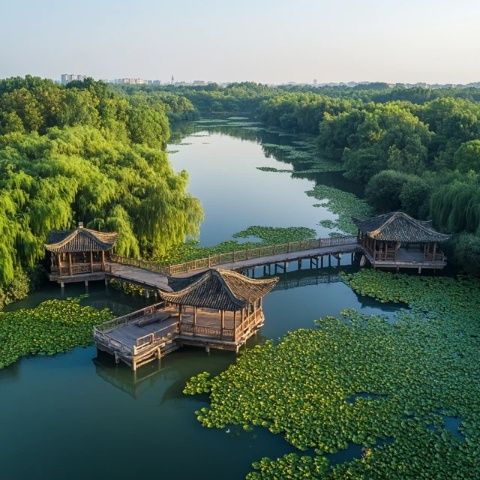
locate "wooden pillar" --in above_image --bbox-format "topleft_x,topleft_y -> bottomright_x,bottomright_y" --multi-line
432,242 -> 437,261
90,251 -> 94,273
220,310 -> 225,338
233,310 -> 236,341
193,306 -> 197,336
178,305 -> 182,334
101,250 -> 105,271
68,252 -> 72,276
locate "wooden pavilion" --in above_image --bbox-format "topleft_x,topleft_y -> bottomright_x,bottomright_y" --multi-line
45,223 -> 117,286
160,268 -> 279,348
354,212 -> 450,272
94,268 -> 279,370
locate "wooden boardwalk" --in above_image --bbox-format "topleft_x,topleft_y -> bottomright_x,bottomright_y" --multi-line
105,236 -> 360,292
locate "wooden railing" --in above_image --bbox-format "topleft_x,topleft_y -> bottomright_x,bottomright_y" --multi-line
133,323 -> 180,355
425,252 -> 446,262
235,310 -> 263,340
108,256 -> 170,275
180,323 -> 235,340
94,302 -> 166,333
53,263 -> 105,276
110,236 -> 358,277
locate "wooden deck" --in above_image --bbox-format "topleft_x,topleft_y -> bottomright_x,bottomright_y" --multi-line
94,302 -> 264,370
363,248 -> 447,272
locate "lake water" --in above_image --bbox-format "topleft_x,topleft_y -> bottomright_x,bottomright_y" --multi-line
0,121 -> 400,480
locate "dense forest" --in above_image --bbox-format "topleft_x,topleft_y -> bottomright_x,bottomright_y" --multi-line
129,82 -> 480,274
0,76 -> 202,307
2,77 -> 480,307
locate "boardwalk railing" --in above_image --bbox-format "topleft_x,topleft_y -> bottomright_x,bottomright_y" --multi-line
133,323 -> 180,355
110,236 -> 358,277
94,302 -> 166,333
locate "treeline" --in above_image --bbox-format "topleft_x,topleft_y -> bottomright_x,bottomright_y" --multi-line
123,82 -> 274,115
144,82 -> 480,273
0,76 -> 202,307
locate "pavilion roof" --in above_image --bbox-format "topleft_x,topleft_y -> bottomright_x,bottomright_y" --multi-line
353,212 -> 450,243
45,226 -> 118,253
161,269 -> 278,311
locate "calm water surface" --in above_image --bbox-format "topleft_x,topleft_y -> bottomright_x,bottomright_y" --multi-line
0,123 -> 400,480
169,125 -> 357,245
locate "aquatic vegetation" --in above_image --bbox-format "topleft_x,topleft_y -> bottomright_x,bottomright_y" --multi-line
183,371 -> 212,395
262,142 -> 344,174
0,299 -> 112,369
256,166 -> 293,173
233,226 -> 316,244
318,219 -> 337,230
185,272 -> 480,478
307,185 -> 372,234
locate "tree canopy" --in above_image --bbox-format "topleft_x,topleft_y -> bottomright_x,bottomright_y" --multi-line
0,77 -> 202,305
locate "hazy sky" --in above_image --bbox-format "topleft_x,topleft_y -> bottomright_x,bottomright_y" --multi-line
1,0 -> 479,84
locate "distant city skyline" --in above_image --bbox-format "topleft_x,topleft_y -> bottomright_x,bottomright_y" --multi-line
2,0 -> 480,84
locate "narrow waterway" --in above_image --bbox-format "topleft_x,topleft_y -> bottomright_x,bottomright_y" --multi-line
0,120 -> 401,480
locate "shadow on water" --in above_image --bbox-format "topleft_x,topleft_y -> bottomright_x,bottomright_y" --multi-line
4,281 -> 150,315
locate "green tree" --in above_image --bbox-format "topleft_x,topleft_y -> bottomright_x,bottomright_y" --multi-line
453,140 -> 480,173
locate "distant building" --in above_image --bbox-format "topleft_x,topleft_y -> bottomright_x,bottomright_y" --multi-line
60,74 -> 86,85
113,78 -> 146,85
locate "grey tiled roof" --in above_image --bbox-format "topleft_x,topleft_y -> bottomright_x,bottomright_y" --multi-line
45,227 -> 117,253
353,212 -> 450,243
161,269 -> 278,311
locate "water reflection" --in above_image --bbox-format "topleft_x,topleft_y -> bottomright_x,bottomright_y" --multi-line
168,121 -> 361,246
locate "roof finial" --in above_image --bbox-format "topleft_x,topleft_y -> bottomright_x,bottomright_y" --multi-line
78,221 -> 84,228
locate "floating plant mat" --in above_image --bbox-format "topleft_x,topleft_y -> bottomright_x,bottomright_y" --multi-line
0,299 -> 112,369
185,271 -> 480,479
307,185 -> 372,235
261,143 -> 345,173
256,166 -> 293,173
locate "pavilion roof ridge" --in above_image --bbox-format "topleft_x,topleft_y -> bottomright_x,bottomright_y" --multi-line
45,226 -> 118,253
353,211 -> 450,243
162,268 -> 278,311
